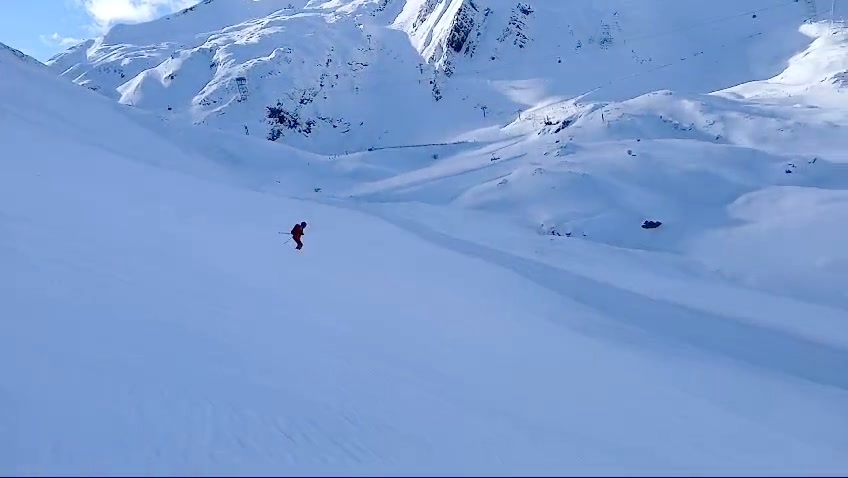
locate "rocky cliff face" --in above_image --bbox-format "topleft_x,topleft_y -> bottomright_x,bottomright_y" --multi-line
394,0 -> 492,75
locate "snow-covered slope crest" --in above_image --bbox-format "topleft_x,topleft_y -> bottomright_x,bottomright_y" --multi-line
0,42 -> 46,68
719,21 -> 848,105
47,0 -> 831,154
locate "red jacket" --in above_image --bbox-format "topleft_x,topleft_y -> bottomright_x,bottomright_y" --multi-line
291,224 -> 304,238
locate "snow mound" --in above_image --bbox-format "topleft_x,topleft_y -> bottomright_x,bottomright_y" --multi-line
719,21 -> 848,106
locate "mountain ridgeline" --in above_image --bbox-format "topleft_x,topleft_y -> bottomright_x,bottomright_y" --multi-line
47,0 -> 831,154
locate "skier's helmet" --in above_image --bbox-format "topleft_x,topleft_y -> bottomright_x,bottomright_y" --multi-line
301,221 -> 307,227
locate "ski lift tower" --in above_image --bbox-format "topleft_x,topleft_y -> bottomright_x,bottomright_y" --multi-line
831,0 -> 845,28
235,76 -> 249,102
802,0 -> 818,23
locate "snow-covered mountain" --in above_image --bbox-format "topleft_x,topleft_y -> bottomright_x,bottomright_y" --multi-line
47,0 -> 831,154
4,0 -> 848,472
4,33 -> 848,474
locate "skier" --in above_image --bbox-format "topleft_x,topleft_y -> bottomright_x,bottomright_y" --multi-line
291,221 -> 307,250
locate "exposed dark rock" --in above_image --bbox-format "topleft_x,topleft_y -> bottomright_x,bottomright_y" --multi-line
498,3 -> 533,48
446,1 -> 478,53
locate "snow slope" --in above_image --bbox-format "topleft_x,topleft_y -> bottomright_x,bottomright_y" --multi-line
336,20 -> 848,310
47,0 -> 834,154
4,19 -> 848,475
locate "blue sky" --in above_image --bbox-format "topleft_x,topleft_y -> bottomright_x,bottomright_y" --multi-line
0,0 -> 197,61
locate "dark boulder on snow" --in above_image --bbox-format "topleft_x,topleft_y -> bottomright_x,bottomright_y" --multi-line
641,220 -> 662,229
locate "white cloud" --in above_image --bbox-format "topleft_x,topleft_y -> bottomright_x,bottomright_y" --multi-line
77,0 -> 198,30
40,32 -> 86,47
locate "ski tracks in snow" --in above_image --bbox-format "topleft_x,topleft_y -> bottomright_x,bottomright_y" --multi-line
325,198 -> 848,392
